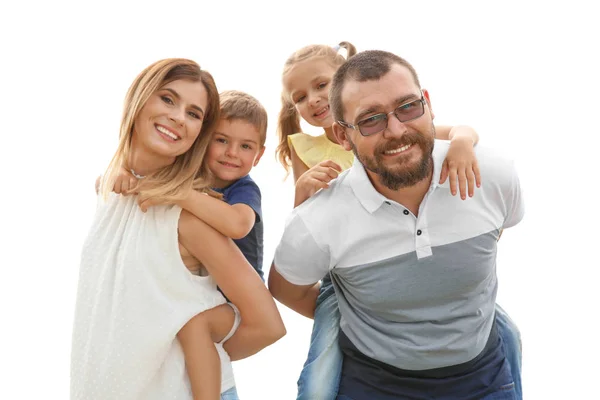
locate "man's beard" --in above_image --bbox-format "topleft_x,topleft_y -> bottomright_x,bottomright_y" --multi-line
349,127 -> 435,190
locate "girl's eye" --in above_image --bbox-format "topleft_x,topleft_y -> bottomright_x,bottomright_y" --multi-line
216,138 -> 227,144
160,95 -> 174,105
294,95 -> 306,104
317,82 -> 328,89
187,111 -> 200,119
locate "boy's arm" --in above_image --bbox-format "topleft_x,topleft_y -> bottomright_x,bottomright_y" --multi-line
178,191 -> 256,240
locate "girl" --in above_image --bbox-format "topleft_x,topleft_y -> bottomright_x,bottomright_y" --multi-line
274,42 -> 522,400
72,58 -> 284,400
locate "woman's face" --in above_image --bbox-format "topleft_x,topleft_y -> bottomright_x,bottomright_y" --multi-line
132,79 -> 208,161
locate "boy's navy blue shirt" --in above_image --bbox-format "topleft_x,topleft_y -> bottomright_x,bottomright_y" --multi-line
213,174 -> 264,281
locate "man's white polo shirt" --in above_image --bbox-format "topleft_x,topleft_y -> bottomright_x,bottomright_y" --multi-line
273,140 -> 524,371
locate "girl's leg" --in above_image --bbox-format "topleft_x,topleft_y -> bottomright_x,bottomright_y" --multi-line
495,304 -> 522,399
297,274 -> 343,400
178,304 -> 236,400
220,386 -> 240,400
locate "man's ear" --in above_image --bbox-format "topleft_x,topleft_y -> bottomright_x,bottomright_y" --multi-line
253,146 -> 266,167
332,122 -> 353,151
422,89 -> 434,120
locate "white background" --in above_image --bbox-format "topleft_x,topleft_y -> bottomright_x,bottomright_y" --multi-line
1,1 -> 598,398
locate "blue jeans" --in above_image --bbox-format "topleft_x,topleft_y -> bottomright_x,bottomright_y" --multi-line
297,277 -> 522,400
221,386 -> 239,400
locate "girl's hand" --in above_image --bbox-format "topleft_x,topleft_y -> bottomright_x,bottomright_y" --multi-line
295,160 -> 342,207
439,137 -> 481,200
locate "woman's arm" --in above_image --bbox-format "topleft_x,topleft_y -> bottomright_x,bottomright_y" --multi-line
178,211 -> 286,361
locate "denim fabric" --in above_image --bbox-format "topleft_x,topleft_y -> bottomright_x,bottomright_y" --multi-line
221,386 -> 239,400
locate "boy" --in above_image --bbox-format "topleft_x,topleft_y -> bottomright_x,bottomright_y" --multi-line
176,90 -> 267,282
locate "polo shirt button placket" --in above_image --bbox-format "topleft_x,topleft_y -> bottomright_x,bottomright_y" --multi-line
415,220 -> 432,258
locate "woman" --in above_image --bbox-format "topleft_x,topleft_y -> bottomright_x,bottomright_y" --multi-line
71,58 -> 285,400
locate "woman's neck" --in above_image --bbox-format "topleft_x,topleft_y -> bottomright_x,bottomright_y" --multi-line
128,136 -> 175,176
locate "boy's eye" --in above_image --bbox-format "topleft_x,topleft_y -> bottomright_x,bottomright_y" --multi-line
317,82 -> 328,89
160,95 -> 174,105
242,144 -> 252,150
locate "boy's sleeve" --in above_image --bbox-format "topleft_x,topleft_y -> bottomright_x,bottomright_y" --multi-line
273,212 -> 330,285
503,159 -> 525,229
225,179 -> 262,222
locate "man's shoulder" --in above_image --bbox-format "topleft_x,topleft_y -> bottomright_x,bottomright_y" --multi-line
474,144 -> 519,182
434,140 -> 518,180
294,170 -> 356,221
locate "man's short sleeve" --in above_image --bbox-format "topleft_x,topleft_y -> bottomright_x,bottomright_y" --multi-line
224,178 -> 262,222
273,212 -> 330,285
503,159 -> 525,228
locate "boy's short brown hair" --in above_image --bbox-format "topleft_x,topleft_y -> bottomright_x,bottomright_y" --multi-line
219,90 -> 268,146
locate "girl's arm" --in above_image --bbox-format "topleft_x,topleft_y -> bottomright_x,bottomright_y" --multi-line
290,145 -> 310,183
178,211 -> 286,361
435,124 -> 479,144
435,125 -> 482,199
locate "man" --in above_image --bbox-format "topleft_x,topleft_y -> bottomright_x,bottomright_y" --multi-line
269,50 -> 523,399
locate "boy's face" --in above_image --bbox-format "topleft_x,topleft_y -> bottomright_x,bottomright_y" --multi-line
205,118 -> 265,188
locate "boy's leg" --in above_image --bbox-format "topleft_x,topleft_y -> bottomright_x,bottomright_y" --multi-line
178,304 -> 236,400
495,304 -> 522,400
297,274 -> 343,400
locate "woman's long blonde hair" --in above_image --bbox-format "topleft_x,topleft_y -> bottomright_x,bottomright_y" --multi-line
276,41 -> 357,175
100,58 -> 220,205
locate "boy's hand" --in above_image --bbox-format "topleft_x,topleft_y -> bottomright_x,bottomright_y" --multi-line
439,136 -> 481,200
295,160 -> 342,206
113,168 -> 138,195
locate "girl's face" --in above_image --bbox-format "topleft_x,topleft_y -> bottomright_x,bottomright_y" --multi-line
283,57 -> 337,129
132,79 -> 208,163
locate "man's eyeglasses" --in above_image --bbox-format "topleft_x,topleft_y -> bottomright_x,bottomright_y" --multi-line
337,96 -> 426,137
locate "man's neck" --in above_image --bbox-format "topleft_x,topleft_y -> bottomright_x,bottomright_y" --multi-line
368,168 -> 433,216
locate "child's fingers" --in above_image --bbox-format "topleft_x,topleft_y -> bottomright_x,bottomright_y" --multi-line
449,167 -> 458,196
473,162 -> 482,188
439,161 -> 449,184
311,178 -> 330,191
120,178 -> 131,195
320,160 -> 343,172
458,168 -> 467,200
139,199 -> 149,212
113,177 -> 123,194
467,168 -> 476,198
125,177 -> 138,194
